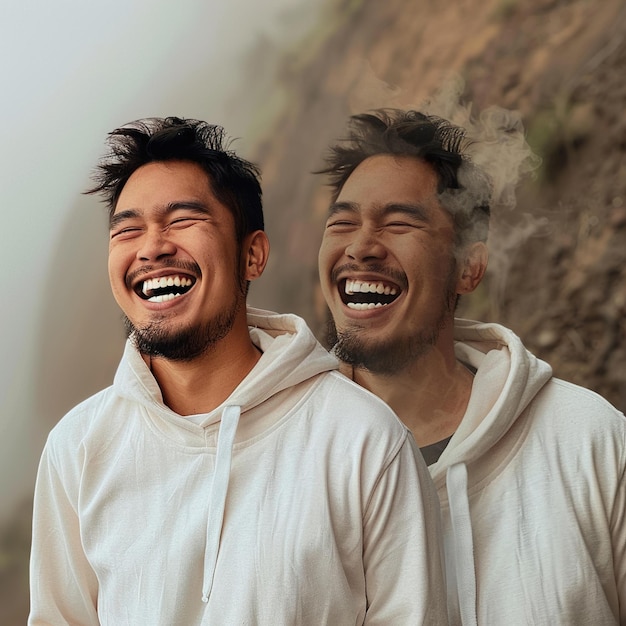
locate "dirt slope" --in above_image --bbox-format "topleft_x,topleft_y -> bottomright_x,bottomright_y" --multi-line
250,0 -> 626,411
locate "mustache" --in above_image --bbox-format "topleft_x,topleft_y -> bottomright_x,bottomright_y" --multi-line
125,259 -> 202,289
330,263 -> 408,291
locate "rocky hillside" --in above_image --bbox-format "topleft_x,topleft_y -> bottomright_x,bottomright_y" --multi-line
250,0 -> 626,411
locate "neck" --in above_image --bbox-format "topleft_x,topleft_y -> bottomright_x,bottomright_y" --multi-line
146,315 -> 261,416
344,344 -> 473,447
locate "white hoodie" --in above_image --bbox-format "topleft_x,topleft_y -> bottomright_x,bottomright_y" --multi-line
433,319 -> 626,625
29,308 -> 447,625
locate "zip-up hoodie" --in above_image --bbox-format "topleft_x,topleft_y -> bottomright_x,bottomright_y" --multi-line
29,307 -> 446,625
433,318 -> 626,625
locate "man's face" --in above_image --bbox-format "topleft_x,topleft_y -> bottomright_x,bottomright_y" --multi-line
318,154 -> 461,374
108,160 -> 247,361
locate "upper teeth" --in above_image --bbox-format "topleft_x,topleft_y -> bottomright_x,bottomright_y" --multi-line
345,280 -> 397,296
142,275 -> 193,295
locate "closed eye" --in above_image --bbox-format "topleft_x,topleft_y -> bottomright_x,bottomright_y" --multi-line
326,218 -> 359,230
385,221 -> 421,233
168,217 -> 202,228
326,223 -> 358,235
110,226 -> 142,240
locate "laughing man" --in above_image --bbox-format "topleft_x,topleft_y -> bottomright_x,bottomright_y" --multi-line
28,117 -> 447,625
318,108 -> 626,625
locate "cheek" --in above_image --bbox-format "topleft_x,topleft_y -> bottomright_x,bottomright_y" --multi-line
318,238 -> 339,274
107,248 -> 130,293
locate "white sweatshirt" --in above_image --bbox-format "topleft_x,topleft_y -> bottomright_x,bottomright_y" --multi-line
29,308 -> 447,626
432,319 -> 626,625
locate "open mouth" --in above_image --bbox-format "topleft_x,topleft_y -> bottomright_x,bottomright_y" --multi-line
339,278 -> 401,310
134,275 -> 196,303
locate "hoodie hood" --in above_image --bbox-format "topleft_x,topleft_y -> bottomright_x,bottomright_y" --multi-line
111,306 -> 339,606
429,318 -> 553,481
431,319 -> 552,625
113,306 -> 339,426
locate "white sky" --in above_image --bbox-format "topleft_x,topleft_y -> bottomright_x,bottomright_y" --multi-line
0,0 -> 322,521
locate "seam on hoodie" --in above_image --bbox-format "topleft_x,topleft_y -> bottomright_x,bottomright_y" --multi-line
610,424 -> 626,532
48,387 -> 127,466
550,377 -> 626,415
361,429 -> 410,519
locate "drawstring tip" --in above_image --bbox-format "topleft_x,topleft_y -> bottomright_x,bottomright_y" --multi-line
201,595 -> 209,603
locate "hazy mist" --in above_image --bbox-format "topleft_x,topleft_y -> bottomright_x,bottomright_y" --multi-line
0,0 -> 324,524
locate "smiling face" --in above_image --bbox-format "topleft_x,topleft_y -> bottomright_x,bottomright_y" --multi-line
108,160 -> 261,361
318,154 -> 464,374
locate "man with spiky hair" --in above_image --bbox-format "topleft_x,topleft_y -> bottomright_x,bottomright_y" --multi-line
318,108 -> 626,625
29,117 -> 447,625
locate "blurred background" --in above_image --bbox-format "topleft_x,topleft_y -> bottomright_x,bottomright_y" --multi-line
1,0 -> 625,621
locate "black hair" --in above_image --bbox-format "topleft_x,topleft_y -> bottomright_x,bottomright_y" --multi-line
86,117 -> 263,242
318,109 -> 491,246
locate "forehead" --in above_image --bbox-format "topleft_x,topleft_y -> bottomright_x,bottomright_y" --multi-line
114,160 -> 214,215
337,154 -> 440,208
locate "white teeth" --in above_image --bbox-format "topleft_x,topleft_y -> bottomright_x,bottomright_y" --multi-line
344,279 -> 399,296
141,275 -> 193,294
148,292 -> 183,303
347,302 -> 385,310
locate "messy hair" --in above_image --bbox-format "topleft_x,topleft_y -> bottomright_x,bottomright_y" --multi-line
86,116 -> 264,242
318,109 -> 492,247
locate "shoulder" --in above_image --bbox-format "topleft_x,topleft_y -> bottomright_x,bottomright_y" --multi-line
302,369 -> 410,450
536,377 -> 625,430
44,386 -> 123,459
528,378 -> 626,469
319,370 -> 405,424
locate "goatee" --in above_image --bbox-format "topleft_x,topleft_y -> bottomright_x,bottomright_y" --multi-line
125,258 -> 250,362
327,317 -> 442,375
125,301 -> 241,362
327,263 -> 458,375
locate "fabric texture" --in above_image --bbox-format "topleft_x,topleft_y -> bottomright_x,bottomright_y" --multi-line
431,318 -> 626,625
29,307 -> 446,626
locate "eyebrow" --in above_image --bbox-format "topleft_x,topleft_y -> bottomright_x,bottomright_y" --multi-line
327,201 -> 358,218
327,201 -> 431,222
109,201 -> 210,230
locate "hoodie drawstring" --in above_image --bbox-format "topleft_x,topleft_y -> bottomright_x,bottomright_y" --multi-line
201,405 -> 241,603
446,463 -> 477,626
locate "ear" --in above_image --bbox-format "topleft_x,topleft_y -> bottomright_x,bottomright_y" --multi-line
242,230 -> 270,281
456,241 -> 488,295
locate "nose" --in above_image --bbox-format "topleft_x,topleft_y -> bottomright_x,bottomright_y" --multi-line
345,227 -> 387,262
137,227 -> 177,261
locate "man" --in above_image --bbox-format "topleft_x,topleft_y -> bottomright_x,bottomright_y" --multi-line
318,108 -> 626,625
29,117 -> 447,625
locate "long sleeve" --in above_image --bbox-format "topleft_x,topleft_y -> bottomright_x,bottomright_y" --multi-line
613,429 -> 626,626
363,434 -> 448,625
28,441 -> 99,626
